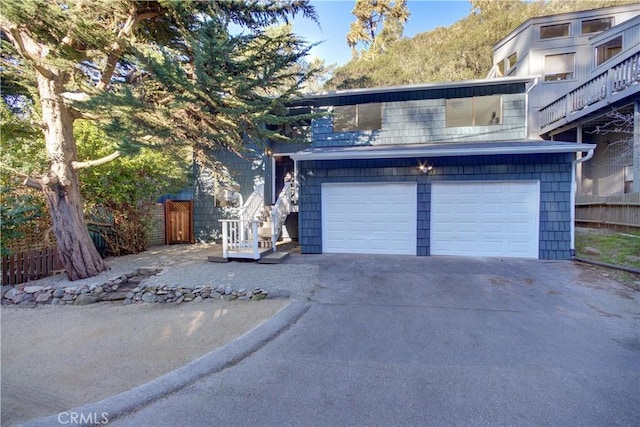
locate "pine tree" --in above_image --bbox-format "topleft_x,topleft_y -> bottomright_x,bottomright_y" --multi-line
0,0 -> 317,280
346,0 -> 410,58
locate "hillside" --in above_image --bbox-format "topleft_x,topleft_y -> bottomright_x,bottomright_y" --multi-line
325,0 -> 637,90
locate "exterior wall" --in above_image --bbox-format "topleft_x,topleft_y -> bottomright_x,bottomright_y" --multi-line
581,132 -> 633,196
298,153 -> 573,260
492,5 -> 640,135
312,94 -> 527,148
193,147 -> 265,242
266,141 -> 310,204
147,203 -> 166,247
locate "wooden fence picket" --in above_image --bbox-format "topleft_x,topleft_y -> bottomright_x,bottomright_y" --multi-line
1,247 -> 64,286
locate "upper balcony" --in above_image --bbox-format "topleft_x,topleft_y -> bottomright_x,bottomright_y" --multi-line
538,49 -> 640,135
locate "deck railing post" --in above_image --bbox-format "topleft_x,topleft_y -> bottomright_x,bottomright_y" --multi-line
252,221 -> 259,259
221,221 -> 229,258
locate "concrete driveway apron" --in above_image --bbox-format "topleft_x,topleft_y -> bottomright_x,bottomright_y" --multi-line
112,255 -> 639,427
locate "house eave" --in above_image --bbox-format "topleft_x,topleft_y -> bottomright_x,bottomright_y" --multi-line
291,76 -> 536,104
290,141 -> 597,161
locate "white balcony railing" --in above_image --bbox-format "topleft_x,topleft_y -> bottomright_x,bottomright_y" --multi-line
539,51 -> 640,130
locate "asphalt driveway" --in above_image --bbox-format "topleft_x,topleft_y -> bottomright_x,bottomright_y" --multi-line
108,255 -> 638,426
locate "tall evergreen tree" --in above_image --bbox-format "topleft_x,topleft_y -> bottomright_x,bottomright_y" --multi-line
0,0 -> 317,280
346,0 -> 410,58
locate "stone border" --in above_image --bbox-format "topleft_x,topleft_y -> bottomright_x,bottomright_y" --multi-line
1,267 -> 270,306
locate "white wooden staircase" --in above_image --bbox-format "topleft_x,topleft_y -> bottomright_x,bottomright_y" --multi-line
218,181 -> 296,261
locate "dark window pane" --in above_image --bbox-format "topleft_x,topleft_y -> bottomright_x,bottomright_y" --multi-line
333,105 -> 357,131
582,17 -> 612,34
357,103 -> 382,131
595,36 -> 622,67
540,23 -> 570,39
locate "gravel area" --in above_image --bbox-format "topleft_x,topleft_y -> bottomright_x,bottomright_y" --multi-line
8,243 -> 320,301
1,243 -> 320,426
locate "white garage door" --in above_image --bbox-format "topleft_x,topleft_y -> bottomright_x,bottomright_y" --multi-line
322,182 -> 417,255
431,181 -> 540,258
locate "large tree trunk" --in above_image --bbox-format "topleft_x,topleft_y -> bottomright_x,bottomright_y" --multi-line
37,73 -> 108,280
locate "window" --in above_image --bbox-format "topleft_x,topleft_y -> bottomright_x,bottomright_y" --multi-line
624,165 -> 633,193
540,23 -> 570,39
497,60 -> 505,76
333,103 -> 382,132
582,17 -> 613,34
445,95 -> 502,127
507,52 -> 518,73
595,36 -> 622,67
544,53 -> 575,81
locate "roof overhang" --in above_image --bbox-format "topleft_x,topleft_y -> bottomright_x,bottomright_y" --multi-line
289,141 -> 597,161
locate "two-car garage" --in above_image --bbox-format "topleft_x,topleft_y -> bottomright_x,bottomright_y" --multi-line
321,181 -> 540,259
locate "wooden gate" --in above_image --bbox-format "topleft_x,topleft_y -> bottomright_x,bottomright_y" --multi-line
165,200 -> 194,244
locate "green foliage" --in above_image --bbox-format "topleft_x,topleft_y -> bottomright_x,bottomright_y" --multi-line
75,120 -> 190,255
1,0 -> 318,262
347,0 -> 410,58
328,0 -> 638,89
0,103 -> 49,255
0,187 -> 47,255
75,120 -> 189,207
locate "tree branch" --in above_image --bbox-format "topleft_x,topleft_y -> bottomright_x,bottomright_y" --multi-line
61,92 -> 91,102
68,107 -> 100,121
23,176 -> 43,190
0,164 -> 45,189
97,10 -> 160,90
72,151 -> 121,170
0,20 -> 54,78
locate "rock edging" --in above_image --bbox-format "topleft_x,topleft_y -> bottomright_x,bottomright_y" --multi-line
1,267 -> 270,307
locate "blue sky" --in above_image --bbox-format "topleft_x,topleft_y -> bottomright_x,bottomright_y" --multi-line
292,0 -> 473,66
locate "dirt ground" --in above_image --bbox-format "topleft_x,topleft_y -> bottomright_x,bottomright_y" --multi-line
1,299 -> 286,426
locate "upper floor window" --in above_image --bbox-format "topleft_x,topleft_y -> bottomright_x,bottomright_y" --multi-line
333,103 -> 382,132
595,36 -> 622,67
445,95 -> 502,127
544,53 -> 575,81
507,52 -> 518,73
540,23 -> 570,39
581,17 -> 613,34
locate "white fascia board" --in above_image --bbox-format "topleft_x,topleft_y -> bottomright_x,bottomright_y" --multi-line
289,143 -> 597,161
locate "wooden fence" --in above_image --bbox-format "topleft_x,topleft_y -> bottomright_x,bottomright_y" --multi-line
576,193 -> 640,229
1,247 -> 64,286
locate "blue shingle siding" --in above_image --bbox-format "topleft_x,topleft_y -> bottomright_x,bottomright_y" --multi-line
298,152 -> 573,260
312,94 -> 527,148
193,147 -> 265,242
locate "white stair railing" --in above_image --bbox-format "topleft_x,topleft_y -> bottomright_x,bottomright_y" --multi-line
219,183 -> 264,259
271,181 -> 295,250
238,183 -> 264,225
219,220 -> 260,259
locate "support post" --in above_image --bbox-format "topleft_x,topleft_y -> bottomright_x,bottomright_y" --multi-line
634,100 -> 640,193
252,221 -> 260,260
221,221 -> 229,258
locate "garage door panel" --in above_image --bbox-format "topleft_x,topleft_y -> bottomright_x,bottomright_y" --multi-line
431,181 -> 539,258
322,183 -> 417,255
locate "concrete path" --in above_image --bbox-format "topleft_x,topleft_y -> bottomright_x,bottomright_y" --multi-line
108,255 -> 639,427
